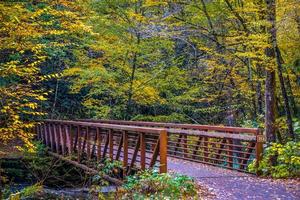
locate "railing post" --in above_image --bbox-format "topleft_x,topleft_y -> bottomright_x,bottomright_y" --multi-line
227,137 -> 233,168
109,129 -> 114,160
256,129 -> 264,175
53,123 -> 59,153
77,125 -> 82,162
65,124 -> 72,156
44,123 -> 49,147
86,126 -> 91,160
140,133 -> 146,170
123,131 -> 128,177
49,123 -> 54,152
183,134 -> 188,158
96,127 -> 102,161
40,124 -> 44,143
159,130 -> 167,173
59,124 -> 66,155
203,137 -> 208,162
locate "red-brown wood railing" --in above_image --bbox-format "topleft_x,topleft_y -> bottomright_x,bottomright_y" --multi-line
77,119 -> 264,173
36,120 -> 168,183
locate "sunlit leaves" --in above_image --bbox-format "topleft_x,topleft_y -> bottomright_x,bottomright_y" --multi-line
0,0 -> 90,149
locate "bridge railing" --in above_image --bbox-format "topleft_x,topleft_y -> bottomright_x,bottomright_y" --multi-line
78,119 -> 264,173
35,120 -> 168,179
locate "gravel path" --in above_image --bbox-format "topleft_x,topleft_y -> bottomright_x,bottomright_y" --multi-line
168,158 -> 300,200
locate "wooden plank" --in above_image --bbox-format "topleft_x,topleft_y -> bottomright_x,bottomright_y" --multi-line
91,129 -> 98,158
73,126 -> 79,152
53,124 -> 60,153
77,126 -> 82,162
65,125 -> 72,156
44,120 -> 165,134
140,133 -> 146,170
77,119 -> 259,134
59,124 -> 66,155
81,128 -> 87,156
44,123 -> 49,146
149,137 -> 160,168
86,126 -> 91,160
227,139 -> 233,168
123,131 -> 128,177
96,128 -> 102,161
115,134 -> 123,160
49,123 -> 55,151
203,137 -> 208,162
167,129 -> 256,141
128,134 -> 141,175
159,130 -> 167,173
183,134 -> 188,158
70,125 -> 74,154
102,132 -> 109,159
255,131 -> 264,175
109,129 -> 113,160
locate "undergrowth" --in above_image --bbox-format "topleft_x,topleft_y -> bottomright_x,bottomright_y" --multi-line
116,170 -> 198,199
249,141 -> 300,178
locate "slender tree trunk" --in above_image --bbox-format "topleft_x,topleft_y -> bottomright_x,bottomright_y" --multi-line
51,79 -> 59,119
126,52 -> 137,120
286,74 -> 298,116
266,0 -> 295,139
257,65 -> 264,115
265,0 -> 277,142
247,58 -> 257,119
274,47 -> 295,139
126,33 -> 140,120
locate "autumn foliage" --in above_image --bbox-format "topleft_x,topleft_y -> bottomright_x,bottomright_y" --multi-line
0,0 -> 299,147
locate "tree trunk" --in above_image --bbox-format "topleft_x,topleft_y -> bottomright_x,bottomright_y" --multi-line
126,32 -> 140,120
126,52 -> 137,120
265,66 -> 276,142
50,79 -> 59,119
264,0 -> 277,142
266,0 -> 295,139
274,47 -> 295,139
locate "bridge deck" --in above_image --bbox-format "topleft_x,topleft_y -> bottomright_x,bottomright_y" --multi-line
168,158 -> 300,199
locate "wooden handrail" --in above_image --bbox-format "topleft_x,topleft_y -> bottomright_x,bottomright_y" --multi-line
167,129 -> 257,141
77,119 -> 260,134
36,120 -> 169,183
43,120 -> 166,134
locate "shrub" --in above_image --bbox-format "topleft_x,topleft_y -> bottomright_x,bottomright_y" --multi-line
249,141 -> 300,178
116,170 -> 197,199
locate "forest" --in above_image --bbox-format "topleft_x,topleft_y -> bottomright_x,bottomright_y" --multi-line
0,0 -> 299,199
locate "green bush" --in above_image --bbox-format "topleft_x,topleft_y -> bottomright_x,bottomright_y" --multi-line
20,183 -> 43,198
116,170 -> 197,199
21,141 -> 54,182
249,141 -> 300,178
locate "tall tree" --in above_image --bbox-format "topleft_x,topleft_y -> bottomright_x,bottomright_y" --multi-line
0,0 -> 91,148
264,0 -> 277,142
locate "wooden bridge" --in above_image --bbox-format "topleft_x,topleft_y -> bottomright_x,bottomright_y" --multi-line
35,119 -> 264,184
